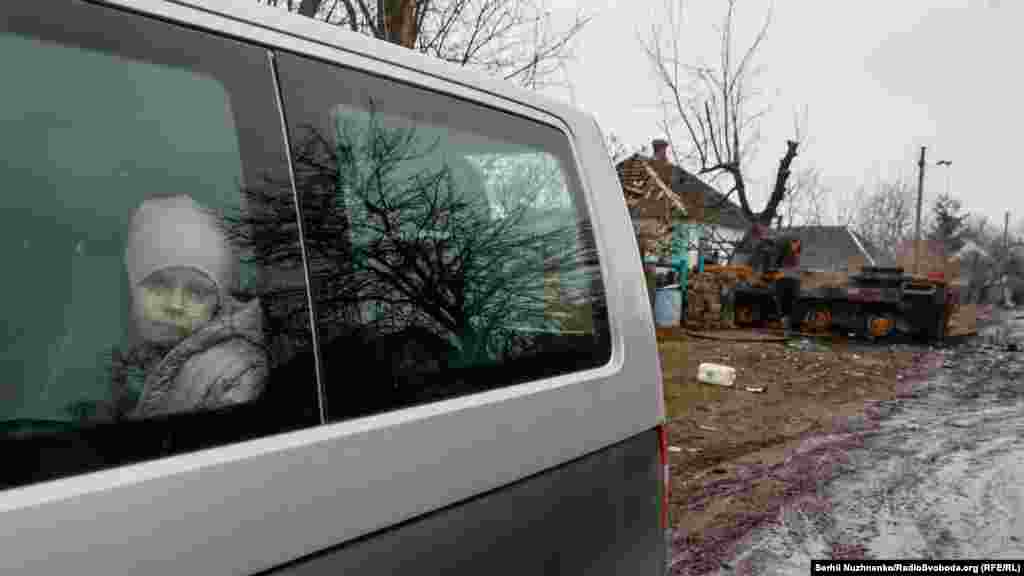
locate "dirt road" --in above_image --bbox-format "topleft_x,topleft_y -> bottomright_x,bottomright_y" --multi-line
693,313 -> 1024,575
662,332 -> 926,574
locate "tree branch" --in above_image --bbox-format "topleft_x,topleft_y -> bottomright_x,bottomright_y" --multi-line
761,140 -> 799,225
298,0 -> 323,17
339,0 -> 360,30
355,0 -> 380,37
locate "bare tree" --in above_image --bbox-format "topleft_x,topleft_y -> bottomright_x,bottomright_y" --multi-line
695,226 -> 744,263
957,214 -> 1024,303
960,215 -> 998,302
832,185 -> 865,229
853,178 -> 914,258
603,131 -> 635,165
777,165 -> 828,229
642,0 -> 801,228
256,0 -> 590,90
927,193 -> 969,256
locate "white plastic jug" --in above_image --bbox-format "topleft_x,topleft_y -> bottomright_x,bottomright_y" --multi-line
697,362 -> 736,387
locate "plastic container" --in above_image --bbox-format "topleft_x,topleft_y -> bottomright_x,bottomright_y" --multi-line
654,285 -> 682,327
697,362 -> 737,387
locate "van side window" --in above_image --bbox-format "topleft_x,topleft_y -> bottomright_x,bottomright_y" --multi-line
276,53 -> 611,421
0,2 -> 319,489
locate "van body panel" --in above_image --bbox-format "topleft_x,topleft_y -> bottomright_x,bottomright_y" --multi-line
1,370 -> 659,575
0,1 -> 667,574
268,429 -> 664,576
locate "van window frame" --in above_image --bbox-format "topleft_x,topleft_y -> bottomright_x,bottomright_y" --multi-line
273,47 -> 614,423
0,0 -> 322,490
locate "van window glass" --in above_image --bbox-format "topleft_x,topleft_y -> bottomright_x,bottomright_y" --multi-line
276,53 -> 611,421
0,2 -> 319,490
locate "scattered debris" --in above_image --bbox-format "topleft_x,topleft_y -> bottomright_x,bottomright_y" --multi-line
745,386 -> 766,393
697,362 -> 737,387
659,331 -> 925,575
787,339 -> 810,351
669,446 -> 683,453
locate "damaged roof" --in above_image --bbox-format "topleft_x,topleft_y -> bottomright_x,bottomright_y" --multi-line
615,154 -> 687,220
616,154 -> 744,226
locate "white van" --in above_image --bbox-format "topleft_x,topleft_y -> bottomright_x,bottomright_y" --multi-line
0,1 -> 669,573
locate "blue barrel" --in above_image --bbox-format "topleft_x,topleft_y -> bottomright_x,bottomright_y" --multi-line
654,285 -> 683,327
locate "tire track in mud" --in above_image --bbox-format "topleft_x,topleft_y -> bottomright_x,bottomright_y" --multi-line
700,321 -> 1024,575
836,403 -> 1024,560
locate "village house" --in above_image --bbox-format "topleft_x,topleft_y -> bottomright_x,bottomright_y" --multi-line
616,138 -> 747,271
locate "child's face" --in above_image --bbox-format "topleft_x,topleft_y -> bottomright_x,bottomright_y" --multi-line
132,266 -> 219,345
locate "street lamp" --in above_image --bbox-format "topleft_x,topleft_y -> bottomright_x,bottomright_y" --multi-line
914,151 -> 952,276
936,159 -> 952,198
929,159 -> 954,280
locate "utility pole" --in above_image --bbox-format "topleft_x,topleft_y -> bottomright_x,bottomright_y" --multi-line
1003,211 -> 1011,307
914,146 -> 927,276
1004,211 -> 1011,275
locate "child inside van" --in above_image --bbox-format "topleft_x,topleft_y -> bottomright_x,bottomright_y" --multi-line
112,193 -> 269,419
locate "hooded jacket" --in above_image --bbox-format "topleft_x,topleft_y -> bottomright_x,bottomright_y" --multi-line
126,294 -> 268,419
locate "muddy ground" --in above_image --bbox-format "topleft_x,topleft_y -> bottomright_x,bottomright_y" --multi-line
661,308 -> 1011,575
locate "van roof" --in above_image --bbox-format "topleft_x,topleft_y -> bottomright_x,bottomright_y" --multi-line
129,0 -> 590,129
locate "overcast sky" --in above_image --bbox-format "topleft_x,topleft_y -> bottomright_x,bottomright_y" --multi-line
541,0 -> 1021,230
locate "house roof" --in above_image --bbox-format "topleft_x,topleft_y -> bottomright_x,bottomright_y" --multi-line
685,172 -> 748,231
615,154 -> 744,227
782,226 -> 895,271
734,225 -> 895,271
857,234 -> 894,267
615,155 -> 687,220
